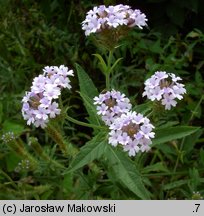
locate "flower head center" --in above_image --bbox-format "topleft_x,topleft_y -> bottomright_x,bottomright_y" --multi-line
28,95 -> 41,109
105,98 -> 117,108
122,122 -> 139,138
98,10 -> 107,19
159,79 -> 170,89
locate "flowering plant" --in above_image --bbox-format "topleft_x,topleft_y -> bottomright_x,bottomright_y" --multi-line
2,4 -> 201,200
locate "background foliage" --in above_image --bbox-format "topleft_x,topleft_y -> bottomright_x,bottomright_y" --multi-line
0,0 -> 204,200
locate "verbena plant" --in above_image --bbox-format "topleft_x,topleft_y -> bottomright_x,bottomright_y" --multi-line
0,3 -> 203,200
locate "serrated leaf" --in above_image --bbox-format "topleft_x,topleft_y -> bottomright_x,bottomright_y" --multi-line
75,63 -> 100,125
105,145 -> 150,199
75,63 -> 98,99
78,91 -> 102,126
152,126 -> 200,147
67,132 -> 107,172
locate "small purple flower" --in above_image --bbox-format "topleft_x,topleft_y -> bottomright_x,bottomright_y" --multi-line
123,140 -> 140,157
43,84 -> 61,100
48,102 -> 61,118
34,107 -> 49,120
40,97 -> 51,108
34,118 -> 48,128
97,103 -> 108,115
118,132 -> 131,145
143,71 -> 186,110
108,130 -> 121,147
161,94 -> 177,110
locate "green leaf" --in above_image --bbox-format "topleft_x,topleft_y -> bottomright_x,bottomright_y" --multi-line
2,120 -> 25,135
141,162 -> 169,174
78,91 -> 102,126
152,126 -> 200,147
149,39 -> 162,54
200,149 -> 204,166
93,54 -> 107,75
62,173 -> 73,193
75,63 -> 100,125
133,101 -> 152,115
105,146 -> 150,199
75,63 -> 98,99
163,179 -> 189,190
67,132 -> 108,172
6,152 -> 21,172
183,129 -> 203,153
109,57 -> 123,74
187,31 -> 201,38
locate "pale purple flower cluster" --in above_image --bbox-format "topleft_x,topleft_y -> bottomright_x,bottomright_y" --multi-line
143,71 -> 186,110
22,65 -> 74,128
94,90 -> 155,157
109,111 -> 155,156
93,90 -> 132,126
82,4 -> 147,36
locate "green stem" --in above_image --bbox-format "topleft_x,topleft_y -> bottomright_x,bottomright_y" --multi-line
0,169 -> 18,189
66,115 -> 107,130
107,50 -> 113,73
147,110 -> 154,118
29,137 -> 64,169
45,124 -> 69,156
105,50 -> 113,90
105,73 -> 110,90
165,137 -> 185,198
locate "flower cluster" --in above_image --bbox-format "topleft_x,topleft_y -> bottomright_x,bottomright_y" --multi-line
22,65 -> 74,128
1,132 -> 16,143
109,111 -> 155,156
15,159 -> 30,173
93,90 -> 132,126
192,191 -> 203,200
143,71 -> 186,110
82,4 -> 147,36
94,90 -> 155,157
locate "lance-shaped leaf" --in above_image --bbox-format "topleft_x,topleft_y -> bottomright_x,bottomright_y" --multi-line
67,132 -> 108,172
105,145 -> 151,199
78,91 -> 102,127
152,126 -> 200,147
75,63 -> 98,99
75,63 -> 101,125
93,54 -> 107,75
